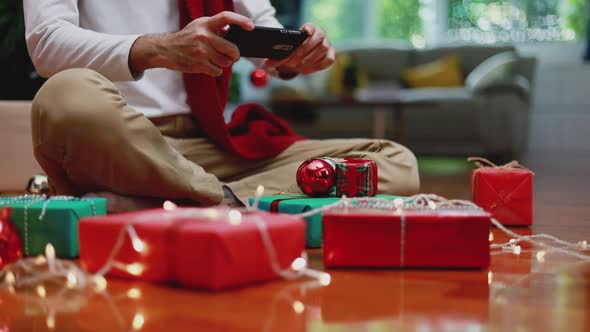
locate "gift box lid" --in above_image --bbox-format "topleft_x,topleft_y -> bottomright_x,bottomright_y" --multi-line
0,197 -> 106,220
253,194 -> 401,214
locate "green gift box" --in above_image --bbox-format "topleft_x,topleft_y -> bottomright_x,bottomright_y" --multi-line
0,196 -> 107,257
250,194 -> 400,248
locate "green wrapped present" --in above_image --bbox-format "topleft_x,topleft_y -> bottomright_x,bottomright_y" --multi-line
0,195 -> 107,257
250,194 -> 401,248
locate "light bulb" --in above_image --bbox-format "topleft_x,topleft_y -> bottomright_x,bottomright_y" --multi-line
66,273 -> 77,289
132,238 -> 145,253
290,257 -> 306,271
126,263 -> 145,276
93,275 -> 108,292
488,271 -> 493,285
428,201 -> 437,210
228,210 -> 242,226
4,271 -> 15,286
163,200 -> 177,211
132,313 -> 145,330
512,245 -> 521,255
536,250 -> 546,263
46,315 -> 55,330
256,185 -> 264,196
489,232 -> 494,242
579,241 -> 588,250
292,301 -> 305,314
35,255 -> 47,264
45,243 -> 56,271
319,273 -> 331,286
36,285 -> 47,298
127,288 -> 142,299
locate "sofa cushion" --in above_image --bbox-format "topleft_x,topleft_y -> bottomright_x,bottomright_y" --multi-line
0,101 -> 42,192
401,54 -> 464,88
465,51 -> 518,92
412,45 -> 516,76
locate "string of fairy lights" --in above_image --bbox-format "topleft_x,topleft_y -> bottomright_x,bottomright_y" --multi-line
1,187 -> 590,330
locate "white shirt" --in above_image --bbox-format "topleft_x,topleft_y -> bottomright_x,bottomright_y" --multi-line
23,0 -> 282,117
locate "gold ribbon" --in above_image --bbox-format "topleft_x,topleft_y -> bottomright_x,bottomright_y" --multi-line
467,157 -> 534,174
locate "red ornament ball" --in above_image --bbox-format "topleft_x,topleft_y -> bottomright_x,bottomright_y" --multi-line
0,207 -> 23,269
296,158 -> 336,197
250,68 -> 269,88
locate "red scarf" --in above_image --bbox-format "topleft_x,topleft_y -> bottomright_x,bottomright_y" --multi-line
179,0 -> 304,160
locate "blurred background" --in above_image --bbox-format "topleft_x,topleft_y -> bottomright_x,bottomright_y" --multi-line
1,0 -> 590,206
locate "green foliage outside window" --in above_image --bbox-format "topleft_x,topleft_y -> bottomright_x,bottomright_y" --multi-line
376,0 -> 422,41
303,0 -> 367,42
448,0 -> 588,41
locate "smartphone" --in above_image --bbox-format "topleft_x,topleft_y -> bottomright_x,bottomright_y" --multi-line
224,25 -> 308,59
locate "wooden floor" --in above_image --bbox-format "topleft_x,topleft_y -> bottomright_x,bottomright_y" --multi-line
2,108 -> 590,331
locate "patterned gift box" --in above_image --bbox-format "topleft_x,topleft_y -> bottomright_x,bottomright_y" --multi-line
0,195 -> 107,257
335,158 -> 378,197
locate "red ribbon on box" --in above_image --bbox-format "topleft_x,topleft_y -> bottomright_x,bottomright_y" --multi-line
335,158 -> 378,197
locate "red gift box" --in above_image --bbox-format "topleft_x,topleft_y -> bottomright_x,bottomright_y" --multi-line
323,207 -> 491,269
79,208 -> 306,290
335,158 -> 378,197
470,160 -> 534,226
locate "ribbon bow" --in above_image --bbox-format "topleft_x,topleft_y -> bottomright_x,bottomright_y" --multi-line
467,157 -> 534,174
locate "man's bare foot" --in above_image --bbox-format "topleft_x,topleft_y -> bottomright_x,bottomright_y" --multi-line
83,192 -> 164,214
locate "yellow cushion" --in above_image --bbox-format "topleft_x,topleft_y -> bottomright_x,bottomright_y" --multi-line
328,53 -> 368,95
401,54 -> 464,88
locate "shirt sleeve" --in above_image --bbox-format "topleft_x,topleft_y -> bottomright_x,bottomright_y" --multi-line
233,0 -> 283,28
23,0 -> 141,81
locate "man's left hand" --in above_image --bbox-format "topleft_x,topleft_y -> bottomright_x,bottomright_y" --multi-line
263,23 -> 335,76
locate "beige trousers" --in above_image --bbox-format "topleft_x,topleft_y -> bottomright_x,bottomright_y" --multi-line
31,69 -> 419,205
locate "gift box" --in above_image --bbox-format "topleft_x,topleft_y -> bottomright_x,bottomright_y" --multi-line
323,207 -> 491,269
251,194 -> 400,248
0,196 -> 106,257
470,159 -> 534,226
78,207 -> 306,290
335,158 -> 378,197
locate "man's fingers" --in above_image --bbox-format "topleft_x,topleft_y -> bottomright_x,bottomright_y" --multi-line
301,39 -> 331,65
209,11 -> 254,32
209,34 -> 240,61
203,61 -> 224,76
208,48 -> 234,68
293,25 -> 325,60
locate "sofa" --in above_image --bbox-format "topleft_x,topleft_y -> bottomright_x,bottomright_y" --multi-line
0,101 -> 42,192
276,44 -> 537,158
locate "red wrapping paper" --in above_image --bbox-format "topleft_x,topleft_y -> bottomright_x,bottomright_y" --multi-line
323,208 -> 491,269
335,158 -> 378,197
471,168 -> 533,226
79,208 -> 306,290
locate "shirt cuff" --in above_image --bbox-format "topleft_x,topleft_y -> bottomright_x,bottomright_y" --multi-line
122,34 -> 144,81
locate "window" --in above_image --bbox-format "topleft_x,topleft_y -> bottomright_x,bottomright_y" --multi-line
447,0 -> 589,43
302,0 -> 588,46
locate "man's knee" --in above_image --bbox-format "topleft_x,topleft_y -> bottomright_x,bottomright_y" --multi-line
374,140 -> 420,195
32,68 -> 126,144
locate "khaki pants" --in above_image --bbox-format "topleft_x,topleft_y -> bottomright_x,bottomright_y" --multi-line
31,69 -> 419,205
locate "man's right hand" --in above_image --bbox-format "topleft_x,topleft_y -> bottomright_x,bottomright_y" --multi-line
129,11 -> 254,77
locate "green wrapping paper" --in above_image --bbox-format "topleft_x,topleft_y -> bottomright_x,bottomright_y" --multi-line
250,194 -> 400,248
0,196 -> 107,257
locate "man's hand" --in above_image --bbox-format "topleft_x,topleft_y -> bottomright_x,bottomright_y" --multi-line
129,11 -> 254,77
263,23 -> 335,76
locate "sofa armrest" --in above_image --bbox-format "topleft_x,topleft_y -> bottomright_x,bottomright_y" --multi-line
469,74 -> 531,101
